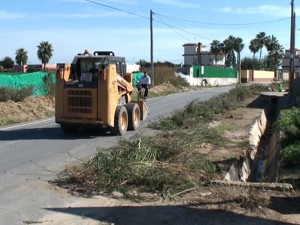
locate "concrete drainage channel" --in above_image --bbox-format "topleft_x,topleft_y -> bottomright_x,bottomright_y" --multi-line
218,92 -> 293,190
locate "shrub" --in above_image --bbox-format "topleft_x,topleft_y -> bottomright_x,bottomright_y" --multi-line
279,106 -> 300,168
280,142 -> 300,168
0,86 -> 33,102
154,66 -> 189,87
26,65 -> 39,73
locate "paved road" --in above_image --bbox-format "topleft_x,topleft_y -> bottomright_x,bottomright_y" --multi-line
0,86 -> 231,225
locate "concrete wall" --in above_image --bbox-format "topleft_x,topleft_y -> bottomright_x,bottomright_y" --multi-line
178,68 -> 278,87
225,110 -> 267,182
189,77 -> 237,86
241,70 -> 275,83
254,70 -> 275,82
176,66 -> 237,87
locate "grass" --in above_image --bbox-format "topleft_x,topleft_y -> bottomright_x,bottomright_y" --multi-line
0,119 -> 19,126
151,84 -> 269,130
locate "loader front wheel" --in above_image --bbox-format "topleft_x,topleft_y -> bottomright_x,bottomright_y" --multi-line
126,103 -> 140,130
109,105 -> 128,135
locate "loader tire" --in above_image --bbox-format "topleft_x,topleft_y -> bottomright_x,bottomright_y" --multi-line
126,103 -> 140,131
109,105 -> 128,135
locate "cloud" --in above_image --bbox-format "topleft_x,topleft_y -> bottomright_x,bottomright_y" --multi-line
153,0 -> 199,8
220,5 -> 291,18
0,10 -> 26,20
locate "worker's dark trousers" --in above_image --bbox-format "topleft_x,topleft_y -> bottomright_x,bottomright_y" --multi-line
141,84 -> 149,97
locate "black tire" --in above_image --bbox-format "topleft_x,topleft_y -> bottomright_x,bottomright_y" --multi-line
109,105 -> 128,135
61,124 -> 80,134
126,103 -> 140,130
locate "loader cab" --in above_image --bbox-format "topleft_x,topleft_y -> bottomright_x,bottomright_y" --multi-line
69,51 -> 126,85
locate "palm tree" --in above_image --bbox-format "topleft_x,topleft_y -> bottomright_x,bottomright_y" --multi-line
265,35 -> 285,79
255,32 -> 267,62
249,39 -> 260,60
210,40 -> 224,65
233,37 -> 244,83
15,48 -> 28,73
37,41 -> 53,70
233,37 -> 244,59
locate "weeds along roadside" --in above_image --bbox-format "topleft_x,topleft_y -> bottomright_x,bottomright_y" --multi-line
278,106 -> 300,170
59,84 -> 271,200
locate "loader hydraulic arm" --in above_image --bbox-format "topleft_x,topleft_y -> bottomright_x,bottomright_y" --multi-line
116,74 -> 134,93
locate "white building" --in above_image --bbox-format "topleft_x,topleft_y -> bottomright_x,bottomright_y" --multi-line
182,42 -> 225,66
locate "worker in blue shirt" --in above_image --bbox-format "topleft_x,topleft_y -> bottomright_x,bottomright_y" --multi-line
137,71 -> 151,100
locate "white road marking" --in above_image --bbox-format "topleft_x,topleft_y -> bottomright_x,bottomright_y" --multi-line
0,118 -> 54,131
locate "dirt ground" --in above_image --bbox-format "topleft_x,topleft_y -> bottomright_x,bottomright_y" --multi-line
1,85 -> 300,225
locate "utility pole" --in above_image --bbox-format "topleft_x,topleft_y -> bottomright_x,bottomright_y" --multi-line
150,10 -> 154,86
289,0 -> 295,95
238,44 -> 241,84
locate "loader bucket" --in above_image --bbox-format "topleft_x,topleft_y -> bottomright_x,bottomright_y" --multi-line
132,100 -> 149,120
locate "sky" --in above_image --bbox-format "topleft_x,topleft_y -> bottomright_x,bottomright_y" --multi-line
0,0 -> 299,65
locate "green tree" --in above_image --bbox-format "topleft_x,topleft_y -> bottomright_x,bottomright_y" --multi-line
136,59 -> 150,67
224,35 -> 237,67
155,61 -> 176,67
241,57 -> 260,70
37,41 -> 53,70
2,56 -> 15,70
15,48 -> 28,72
210,40 -> 224,65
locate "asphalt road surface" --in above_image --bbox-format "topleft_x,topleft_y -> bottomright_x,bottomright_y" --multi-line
0,86 -> 231,225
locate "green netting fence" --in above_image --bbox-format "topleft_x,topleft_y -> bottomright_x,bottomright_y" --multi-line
0,71 -> 144,96
0,72 -> 55,96
132,72 -> 144,87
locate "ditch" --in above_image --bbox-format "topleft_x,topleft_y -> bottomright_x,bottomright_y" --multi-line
225,93 -> 290,184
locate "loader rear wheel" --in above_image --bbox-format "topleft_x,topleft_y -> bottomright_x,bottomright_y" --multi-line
109,105 -> 128,135
126,103 -> 140,130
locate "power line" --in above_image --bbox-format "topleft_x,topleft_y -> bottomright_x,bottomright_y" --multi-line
83,0 -> 289,46
84,0 -> 149,19
83,0 -> 289,36
154,12 -> 290,27
154,13 -> 192,41
83,0 -> 205,41
154,13 -> 212,41
84,0 -> 289,27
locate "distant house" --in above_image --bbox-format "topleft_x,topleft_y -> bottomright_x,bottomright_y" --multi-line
281,48 -> 300,80
177,42 -> 236,87
281,49 -> 300,96
182,42 -> 225,67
